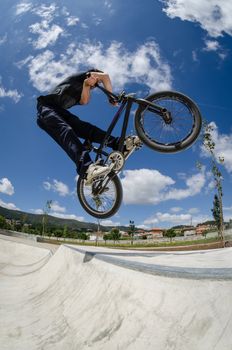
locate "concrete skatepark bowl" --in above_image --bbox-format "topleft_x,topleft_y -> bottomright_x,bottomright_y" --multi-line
0,233 -> 232,350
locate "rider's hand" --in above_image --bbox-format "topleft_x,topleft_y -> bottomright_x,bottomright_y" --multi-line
109,97 -> 118,106
84,75 -> 98,88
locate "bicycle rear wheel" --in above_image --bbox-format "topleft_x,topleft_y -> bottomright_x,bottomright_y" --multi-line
134,91 -> 202,153
77,172 -> 122,219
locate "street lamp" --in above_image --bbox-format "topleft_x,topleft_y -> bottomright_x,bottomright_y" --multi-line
129,220 -> 135,245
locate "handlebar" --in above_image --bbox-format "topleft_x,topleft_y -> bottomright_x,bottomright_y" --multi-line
95,83 -> 126,104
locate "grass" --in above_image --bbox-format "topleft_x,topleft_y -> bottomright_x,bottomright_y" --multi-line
39,236 -> 223,251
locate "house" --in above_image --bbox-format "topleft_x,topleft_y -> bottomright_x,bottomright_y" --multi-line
120,231 -> 129,238
184,229 -> 196,237
147,228 -> 164,238
195,223 -> 217,235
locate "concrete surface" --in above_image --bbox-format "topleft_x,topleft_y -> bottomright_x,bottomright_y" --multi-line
1,234 -> 232,350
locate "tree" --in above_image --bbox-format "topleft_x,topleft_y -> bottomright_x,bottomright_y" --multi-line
63,225 -> 68,238
212,194 -> 221,231
110,228 -> 121,244
165,229 -> 176,242
103,233 -> 110,244
201,121 -> 225,245
21,214 -> 28,232
0,215 -> 7,229
42,200 -> 52,236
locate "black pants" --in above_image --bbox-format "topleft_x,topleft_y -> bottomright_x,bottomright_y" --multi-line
37,102 -> 118,176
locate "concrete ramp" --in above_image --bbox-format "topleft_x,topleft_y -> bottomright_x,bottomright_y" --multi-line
1,236 -> 232,350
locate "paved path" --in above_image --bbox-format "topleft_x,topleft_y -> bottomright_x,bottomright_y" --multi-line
1,234 -> 232,349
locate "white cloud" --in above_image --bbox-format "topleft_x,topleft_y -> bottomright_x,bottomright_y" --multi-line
0,83 -> 23,103
122,169 -> 175,205
144,212 -> 192,226
223,209 -> 232,222
29,21 -> 63,49
15,1 -> 32,16
144,211 -> 210,227
0,178 -> 14,195
17,3 -> 63,50
201,121 -> 232,173
122,169 -> 205,205
21,40 -> 172,92
101,219 -> 121,227
66,16 -> 80,26
104,0 -> 114,14
224,206 -> 232,212
203,39 -> 227,58
188,208 -> 200,215
0,199 -> 19,210
164,172 -> 206,201
170,207 -> 182,213
33,209 -> 43,214
161,0 -> 232,38
24,50 -> 74,92
0,34 -> 7,45
32,4 -> 57,21
43,179 -> 70,196
92,15 -> 102,26
50,201 -> 66,213
192,50 -> 198,62
204,40 -> 220,52
137,224 -> 150,230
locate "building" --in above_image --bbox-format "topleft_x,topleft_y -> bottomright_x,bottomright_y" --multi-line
147,228 -> 164,238
195,223 -> 217,235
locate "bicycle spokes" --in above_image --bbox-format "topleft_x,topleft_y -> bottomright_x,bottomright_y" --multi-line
141,98 -> 194,145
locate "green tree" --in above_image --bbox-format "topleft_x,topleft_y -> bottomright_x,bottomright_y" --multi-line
103,233 -> 110,244
63,225 -> 68,238
165,229 -> 176,242
77,232 -> 89,241
212,194 -> 221,231
201,121 -> 224,245
0,215 -> 7,229
42,200 -> 52,236
110,228 -> 121,244
21,214 -> 28,233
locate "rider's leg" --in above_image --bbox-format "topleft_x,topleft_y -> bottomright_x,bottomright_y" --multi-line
62,110 -> 119,150
37,103 -> 92,176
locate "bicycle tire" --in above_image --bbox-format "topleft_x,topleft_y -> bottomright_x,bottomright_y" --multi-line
134,91 -> 202,153
77,172 -> 122,219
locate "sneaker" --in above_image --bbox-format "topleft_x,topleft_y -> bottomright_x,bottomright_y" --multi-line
123,135 -> 142,158
85,163 -> 111,185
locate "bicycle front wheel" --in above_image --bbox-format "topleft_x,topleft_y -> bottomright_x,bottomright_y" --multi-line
134,91 -> 202,153
77,172 -> 122,219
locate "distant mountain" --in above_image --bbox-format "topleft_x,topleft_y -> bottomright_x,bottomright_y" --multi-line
171,225 -> 193,230
0,206 -> 129,232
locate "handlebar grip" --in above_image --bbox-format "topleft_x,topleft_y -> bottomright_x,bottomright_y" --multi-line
108,96 -> 119,104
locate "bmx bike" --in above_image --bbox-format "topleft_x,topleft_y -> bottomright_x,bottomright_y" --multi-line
77,85 -> 202,219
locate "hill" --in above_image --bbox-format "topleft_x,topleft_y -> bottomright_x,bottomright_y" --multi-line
0,206 -> 129,232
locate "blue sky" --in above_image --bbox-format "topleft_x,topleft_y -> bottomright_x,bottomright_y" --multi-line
1,0 -> 232,229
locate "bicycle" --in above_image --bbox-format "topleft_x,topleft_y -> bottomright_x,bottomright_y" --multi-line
77,85 -> 202,219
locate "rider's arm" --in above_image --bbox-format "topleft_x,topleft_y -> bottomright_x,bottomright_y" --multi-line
79,82 -> 91,105
79,71 -> 116,105
91,72 -> 113,93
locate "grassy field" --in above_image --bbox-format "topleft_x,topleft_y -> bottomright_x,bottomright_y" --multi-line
39,236 -> 224,251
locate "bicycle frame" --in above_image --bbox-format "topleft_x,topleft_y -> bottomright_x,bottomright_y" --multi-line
92,85 -> 170,162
